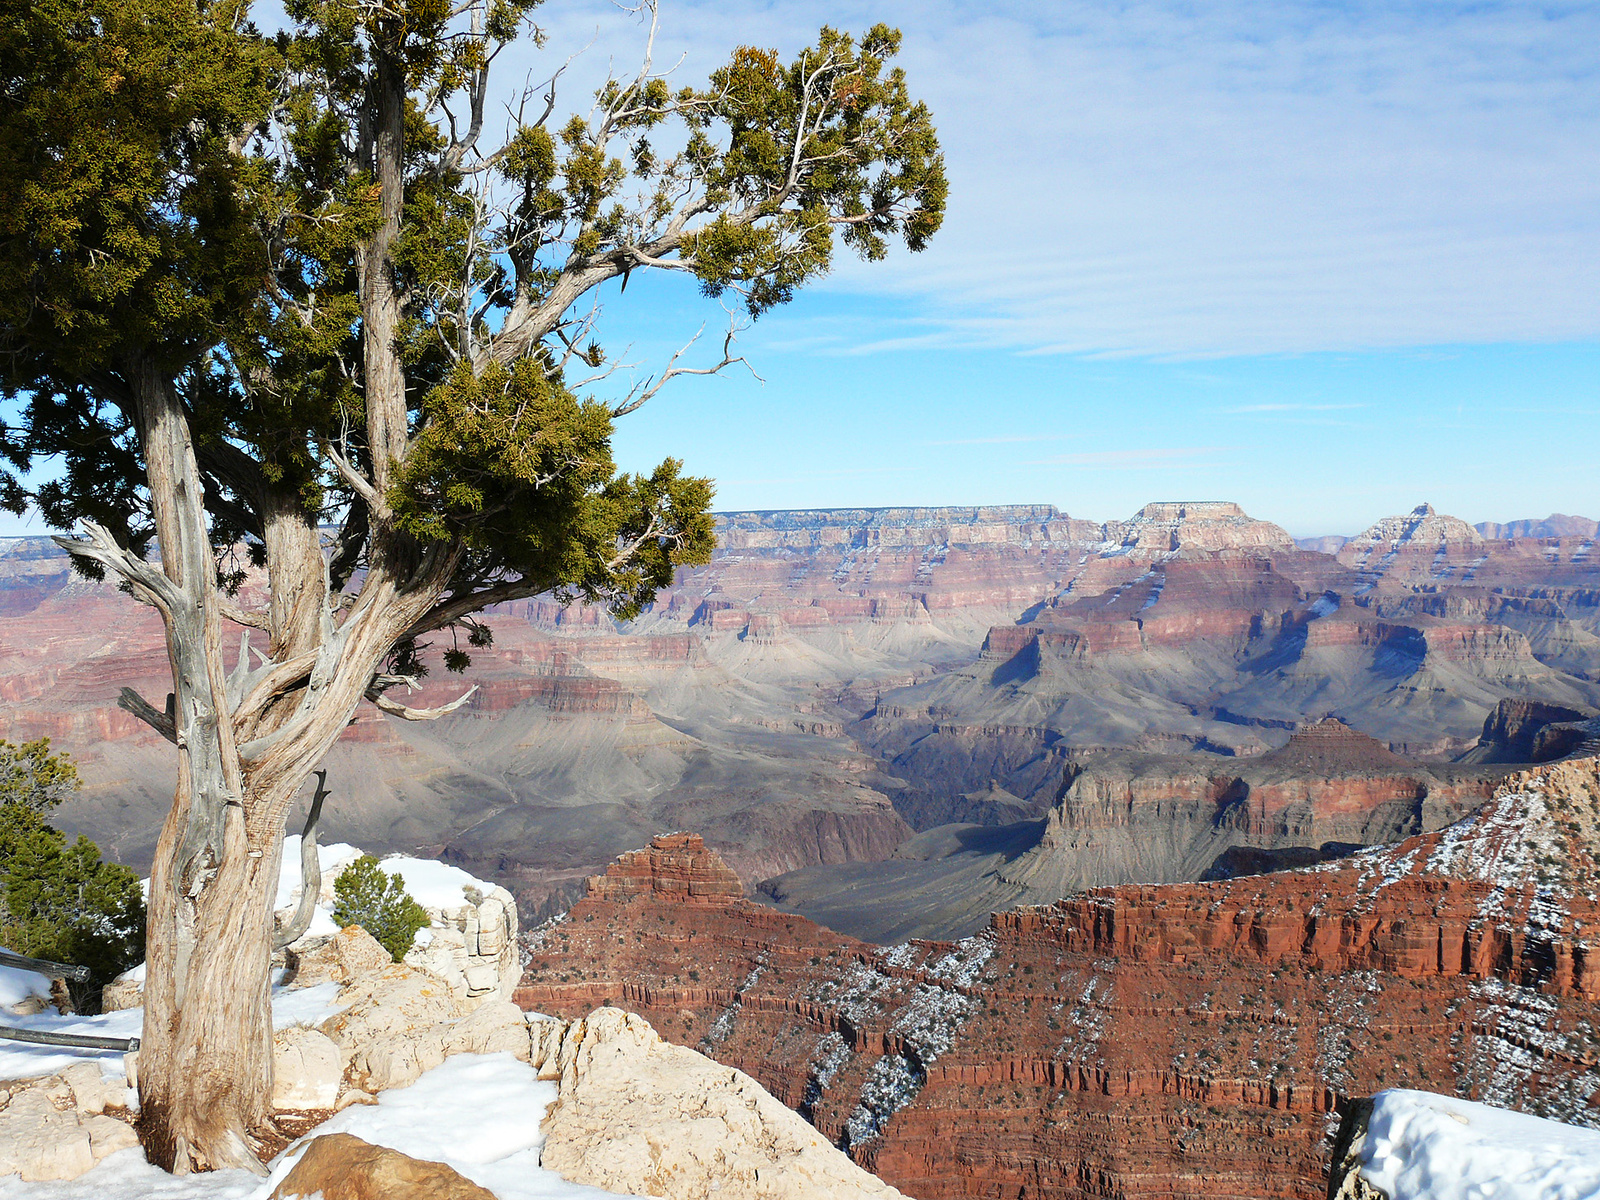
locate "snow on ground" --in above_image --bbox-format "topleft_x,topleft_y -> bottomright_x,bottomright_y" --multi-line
0,1053 -> 633,1200
0,962 -> 54,1012
274,835 -> 495,941
0,980 -> 345,1083
1359,1089 -> 1600,1200
378,855 -> 492,909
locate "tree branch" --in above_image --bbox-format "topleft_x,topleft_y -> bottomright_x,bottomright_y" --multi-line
274,770 -> 329,951
610,318 -> 761,417
52,522 -> 183,615
366,685 -> 478,720
118,687 -> 178,745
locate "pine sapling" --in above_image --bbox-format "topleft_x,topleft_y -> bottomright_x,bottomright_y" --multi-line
330,856 -> 430,962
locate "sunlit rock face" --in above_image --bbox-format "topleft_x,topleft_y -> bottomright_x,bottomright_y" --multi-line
3,500 -> 1597,925
519,758 -> 1600,1200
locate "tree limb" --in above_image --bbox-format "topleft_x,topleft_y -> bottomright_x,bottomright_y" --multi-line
219,600 -> 271,630
366,685 -> 478,720
53,522 -> 183,616
274,770 -> 329,951
117,687 -> 178,745
610,318 -> 761,417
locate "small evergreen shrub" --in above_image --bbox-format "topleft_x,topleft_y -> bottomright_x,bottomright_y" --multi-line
0,740 -> 144,1009
331,856 -> 430,962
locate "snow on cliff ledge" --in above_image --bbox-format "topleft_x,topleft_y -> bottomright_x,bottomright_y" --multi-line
274,836 -> 521,1005
1359,1090 -> 1600,1200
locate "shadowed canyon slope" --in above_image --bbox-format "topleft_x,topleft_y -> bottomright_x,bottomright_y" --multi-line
760,719 -> 1519,942
518,756 -> 1600,1200
1,500 -> 1596,918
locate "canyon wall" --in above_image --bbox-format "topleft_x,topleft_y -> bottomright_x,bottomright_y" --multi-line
2,501 -> 1596,922
519,757 -> 1600,1200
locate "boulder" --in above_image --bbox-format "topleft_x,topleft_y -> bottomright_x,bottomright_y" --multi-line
533,1007 -> 909,1200
0,1079 -> 137,1182
99,968 -> 143,1013
334,925 -> 397,980
270,1131 -> 496,1200
272,1026 -> 344,1110
285,934 -> 344,988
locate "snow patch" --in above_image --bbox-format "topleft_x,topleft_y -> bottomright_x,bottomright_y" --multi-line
1358,1089 -> 1600,1200
0,1054 -> 631,1200
0,980 -> 347,1084
0,960 -> 54,1011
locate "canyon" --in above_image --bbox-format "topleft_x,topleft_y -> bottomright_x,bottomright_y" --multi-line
517,755 -> 1600,1200
0,500 -> 1594,925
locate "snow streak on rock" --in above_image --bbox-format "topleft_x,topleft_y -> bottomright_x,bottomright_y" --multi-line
815,936 -> 995,1149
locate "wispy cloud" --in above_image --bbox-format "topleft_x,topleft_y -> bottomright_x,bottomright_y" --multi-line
1023,447 -> 1234,468
921,434 -> 1071,446
526,0 -> 1600,358
455,0 -> 1600,365
1223,403 -> 1368,414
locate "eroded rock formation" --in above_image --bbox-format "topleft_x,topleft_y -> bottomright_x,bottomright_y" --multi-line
4,500 -> 1598,922
520,760 -> 1600,1200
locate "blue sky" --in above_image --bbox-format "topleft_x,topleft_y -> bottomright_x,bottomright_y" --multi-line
555,0 -> 1600,536
7,0 -> 1596,539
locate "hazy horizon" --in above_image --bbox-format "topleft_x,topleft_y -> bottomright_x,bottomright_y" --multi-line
4,0 -> 1596,538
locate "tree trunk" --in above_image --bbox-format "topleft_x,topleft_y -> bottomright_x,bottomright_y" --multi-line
113,356 -> 285,1173
95,35 -> 459,1176
139,814 -> 284,1172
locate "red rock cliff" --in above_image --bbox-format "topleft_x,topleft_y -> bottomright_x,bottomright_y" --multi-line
519,758 -> 1600,1200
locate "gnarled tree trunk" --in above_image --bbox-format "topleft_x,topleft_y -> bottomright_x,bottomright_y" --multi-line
60,351 -> 458,1171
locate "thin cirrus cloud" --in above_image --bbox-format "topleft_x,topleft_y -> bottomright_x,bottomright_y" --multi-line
921,434 -> 1072,446
522,0 -> 1600,360
1022,448 -> 1233,469
1223,403 -> 1368,414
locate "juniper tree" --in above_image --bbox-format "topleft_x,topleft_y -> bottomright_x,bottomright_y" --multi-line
0,0 -> 943,1173
0,741 -> 145,1006
330,855 -> 429,962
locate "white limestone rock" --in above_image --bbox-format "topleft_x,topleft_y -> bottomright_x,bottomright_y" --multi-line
0,1076 -> 138,1182
532,1007 -> 909,1200
272,1026 -> 344,1110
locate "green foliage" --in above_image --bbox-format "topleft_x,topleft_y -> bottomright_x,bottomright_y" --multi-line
331,855 -> 430,962
0,743 -> 145,1004
0,739 -> 81,812
0,0 -> 277,548
0,0 -> 938,659
392,359 -> 715,623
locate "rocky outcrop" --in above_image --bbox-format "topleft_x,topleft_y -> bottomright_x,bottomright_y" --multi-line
532,1006 -> 908,1200
520,759 -> 1600,1200
587,832 -> 745,902
1475,513 -> 1599,541
1105,501 -> 1296,556
1338,503 -> 1485,575
0,1064 -> 138,1181
271,1132 -> 497,1200
315,930 -> 534,1096
762,722 -> 1516,942
1462,696 -> 1597,763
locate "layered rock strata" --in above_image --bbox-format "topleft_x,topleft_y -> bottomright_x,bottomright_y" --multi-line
762,720 -> 1515,943
520,763 -> 1600,1200
6,498 -> 1599,917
